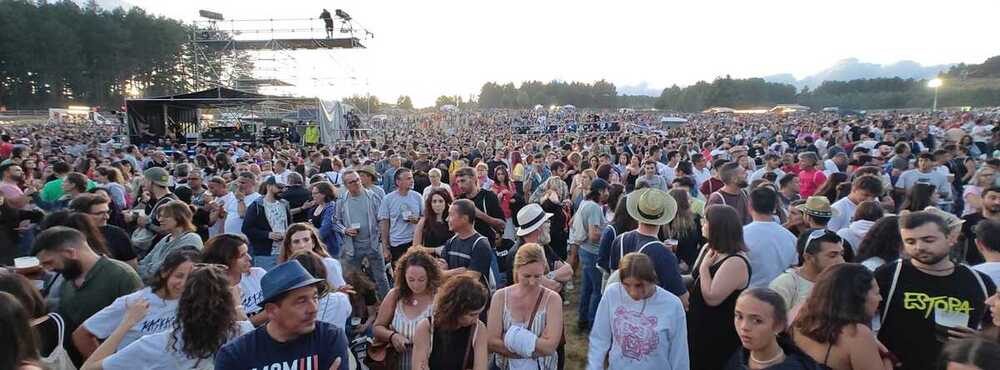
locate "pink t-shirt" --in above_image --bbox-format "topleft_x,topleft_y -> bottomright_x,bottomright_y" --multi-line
0,181 -> 23,200
798,168 -> 826,198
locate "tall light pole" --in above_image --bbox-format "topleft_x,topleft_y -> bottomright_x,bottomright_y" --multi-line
928,78 -> 943,112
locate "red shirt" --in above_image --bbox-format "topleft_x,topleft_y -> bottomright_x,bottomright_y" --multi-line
0,143 -> 13,159
492,183 -> 514,218
798,168 -> 827,197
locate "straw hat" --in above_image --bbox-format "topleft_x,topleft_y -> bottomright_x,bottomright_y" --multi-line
797,196 -> 839,218
626,188 -> 678,226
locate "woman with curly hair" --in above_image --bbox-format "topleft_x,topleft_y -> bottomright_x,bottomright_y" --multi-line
81,263 -> 252,370
372,249 -> 443,370
854,216 -> 903,272
411,272 -> 489,370
74,249 -> 200,358
791,263 -> 891,370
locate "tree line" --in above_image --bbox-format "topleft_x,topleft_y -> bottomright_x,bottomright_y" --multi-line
653,75 -> 1000,112
478,80 -> 618,109
0,0 -> 251,110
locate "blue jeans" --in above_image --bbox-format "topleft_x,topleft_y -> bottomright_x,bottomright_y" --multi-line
252,255 -> 278,271
490,249 -> 506,289
577,248 -> 601,323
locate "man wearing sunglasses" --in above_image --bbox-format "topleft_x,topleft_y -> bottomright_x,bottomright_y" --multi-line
769,229 -> 845,313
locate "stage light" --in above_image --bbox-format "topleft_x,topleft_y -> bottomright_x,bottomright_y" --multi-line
335,9 -> 351,21
199,10 -> 224,21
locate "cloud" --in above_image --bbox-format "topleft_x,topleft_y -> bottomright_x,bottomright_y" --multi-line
764,58 -> 953,90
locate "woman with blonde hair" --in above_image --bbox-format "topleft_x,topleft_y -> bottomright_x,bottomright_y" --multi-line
537,176 -> 572,261
666,189 -> 704,272
962,166 -> 996,216
372,249 -> 442,370
279,222 -> 347,289
487,243 -> 563,369
422,168 -> 453,202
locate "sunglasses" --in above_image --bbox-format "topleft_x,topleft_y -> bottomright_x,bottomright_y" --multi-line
192,263 -> 229,271
803,229 -> 838,254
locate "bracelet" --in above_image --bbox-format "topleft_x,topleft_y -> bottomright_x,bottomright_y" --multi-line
389,332 -> 398,342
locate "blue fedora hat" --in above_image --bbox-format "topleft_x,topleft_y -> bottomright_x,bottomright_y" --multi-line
258,260 -> 325,308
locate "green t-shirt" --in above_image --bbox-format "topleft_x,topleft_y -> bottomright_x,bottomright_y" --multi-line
56,257 -> 142,331
40,178 -> 98,203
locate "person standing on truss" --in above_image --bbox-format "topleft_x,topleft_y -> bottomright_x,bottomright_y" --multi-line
320,9 -> 334,38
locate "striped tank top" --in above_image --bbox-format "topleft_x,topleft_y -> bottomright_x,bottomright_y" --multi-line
392,300 -> 434,370
496,289 -> 558,370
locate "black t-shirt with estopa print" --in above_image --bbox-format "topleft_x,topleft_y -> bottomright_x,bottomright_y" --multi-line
875,260 -> 996,370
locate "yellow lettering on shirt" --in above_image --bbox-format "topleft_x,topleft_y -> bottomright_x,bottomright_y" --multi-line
902,292 -> 973,318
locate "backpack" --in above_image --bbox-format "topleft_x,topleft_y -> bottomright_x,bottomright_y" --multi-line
604,231 -> 664,293
445,235 -> 497,294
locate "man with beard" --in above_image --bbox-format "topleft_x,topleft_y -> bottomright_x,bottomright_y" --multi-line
454,166 -> 505,248
32,226 -> 142,363
960,186 -> 1000,265
706,162 -> 752,225
508,203 -> 573,292
0,163 -> 35,209
875,211 -> 996,370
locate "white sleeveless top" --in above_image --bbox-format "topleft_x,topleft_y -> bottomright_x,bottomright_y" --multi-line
391,299 -> 434,370
497,289 -> 558,370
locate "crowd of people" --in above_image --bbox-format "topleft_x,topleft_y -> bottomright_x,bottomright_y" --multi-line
2,107 -> 1000,370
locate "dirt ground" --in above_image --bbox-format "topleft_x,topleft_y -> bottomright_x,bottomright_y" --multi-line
561,285 -> 590,369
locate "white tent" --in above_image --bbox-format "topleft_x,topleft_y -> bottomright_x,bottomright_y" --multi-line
440,104 -> 459,112
562,104 -> 576,110
533,104 -> 545,111
659,116 -> 688,123
317,100 -> 350,147
703,107 -> 735,113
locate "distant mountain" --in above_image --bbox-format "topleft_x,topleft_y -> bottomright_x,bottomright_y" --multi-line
763,58 -> 953,90
944,55 -> 1000,79
617,81 -> 661,97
